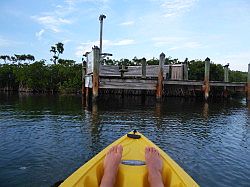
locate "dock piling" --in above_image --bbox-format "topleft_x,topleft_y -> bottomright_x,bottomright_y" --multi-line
92,46 -> 100,101
119,64 -> 128,78
183,60 -> 188,80
223,63 -> 229,97
156,53 -> 165,100
247,63 -> 250,101
82,60 -> 86,95
141,58 -> 146,79
203,57 -> 210,100
224,63 -> 229,83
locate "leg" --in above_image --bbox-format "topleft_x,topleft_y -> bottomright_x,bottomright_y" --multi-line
100,145 -> 123,187
145,147 -> 164,187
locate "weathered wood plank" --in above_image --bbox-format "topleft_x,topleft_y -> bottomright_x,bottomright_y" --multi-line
99,65 -> 120,77
99,78 -> 157,90
164,80 -> 203,86
171,64 -> 183,80
100,65 -> 170,78
210,82 -> 246,87
164,80 -> 245,87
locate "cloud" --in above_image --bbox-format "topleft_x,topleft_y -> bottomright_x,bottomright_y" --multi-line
32,0 -> 111,34
64,0 -> 110,12
0,36 -> 21,48
213,51 -> 250,72
32,16 -> 72,33
113,39 -> 135,46
31,0 -> 76,33
152,36 -> 185,46
75,41 -> 99,57
152,36 -> 202,50
120,21 -> 134,26
0,36 -> 10,47
62,39 -> 72,44
169,41 -> 202,50
35,29 -> 45,40
155,0 -> 198,17
65,0 -> 109,3
75,39 -> 135,57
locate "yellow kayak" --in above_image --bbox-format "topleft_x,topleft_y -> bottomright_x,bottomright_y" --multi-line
60,131 -> 199,187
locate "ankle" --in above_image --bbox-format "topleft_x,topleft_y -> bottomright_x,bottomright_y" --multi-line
148,171 -> 164,187
100,173 -> 116,187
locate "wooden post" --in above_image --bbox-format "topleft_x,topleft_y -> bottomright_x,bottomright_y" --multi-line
85,86 -> 89,107
82,60 -> 86,95
223,63 -> 229,97
203,57 -> 210,100
141,58 -> 146,79
183,62 -> 188,80
92,46 -> 100,101
156,53 -> 165,100
224,64 -> 229,82
247,63 -> 250,101
119,64 -> 128,78
202,102 -> 209,119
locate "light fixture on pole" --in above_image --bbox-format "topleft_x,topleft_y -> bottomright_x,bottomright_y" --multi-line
99,14 -> 106,55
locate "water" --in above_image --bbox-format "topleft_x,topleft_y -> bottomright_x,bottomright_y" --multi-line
0,93 -> 249,187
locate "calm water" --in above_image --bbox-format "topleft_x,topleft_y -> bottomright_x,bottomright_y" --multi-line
0,93 -> 249,187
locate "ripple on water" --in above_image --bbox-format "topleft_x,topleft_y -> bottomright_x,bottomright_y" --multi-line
0,95 -> 249,187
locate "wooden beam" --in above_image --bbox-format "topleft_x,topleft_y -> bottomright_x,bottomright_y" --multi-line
164,80 -> 245,87
156,53 -> 165,100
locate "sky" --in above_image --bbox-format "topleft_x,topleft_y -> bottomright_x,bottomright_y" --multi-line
0,0 -> 250,71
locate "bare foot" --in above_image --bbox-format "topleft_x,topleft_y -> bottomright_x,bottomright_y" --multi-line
100,145 -> 123,187
145,147 -> 164,187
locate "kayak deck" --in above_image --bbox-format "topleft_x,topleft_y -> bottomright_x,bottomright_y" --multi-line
60,132 -> 199,187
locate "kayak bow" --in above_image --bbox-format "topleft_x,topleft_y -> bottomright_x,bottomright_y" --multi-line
60,131 -> 199,187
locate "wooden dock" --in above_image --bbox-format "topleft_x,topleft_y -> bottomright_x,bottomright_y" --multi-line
82,46 -> 250,102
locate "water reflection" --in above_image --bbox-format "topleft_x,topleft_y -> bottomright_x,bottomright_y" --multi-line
0,93 -> 249,187
202,102 -> 209,119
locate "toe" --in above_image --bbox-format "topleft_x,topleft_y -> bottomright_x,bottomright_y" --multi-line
109,146 -> 115,153
149,147 -> 154,153
117,145 -> 123,154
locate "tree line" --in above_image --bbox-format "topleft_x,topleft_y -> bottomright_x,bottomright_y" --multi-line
0,54 -> 35,63
0,42 -> 81,93
0,60 -> 82,93
0,42 -> 247,93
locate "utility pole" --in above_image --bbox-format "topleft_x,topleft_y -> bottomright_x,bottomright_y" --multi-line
99,14 -> 106,55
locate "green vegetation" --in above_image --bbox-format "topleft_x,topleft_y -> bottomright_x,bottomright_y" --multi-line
188,60 -> 225,81
0,54 -> 35,63
0,42 -> 82,93
0,44 -> 247,93
50,42 -> 64,64
229,70 -> 248,82
0,60 -> 82,93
